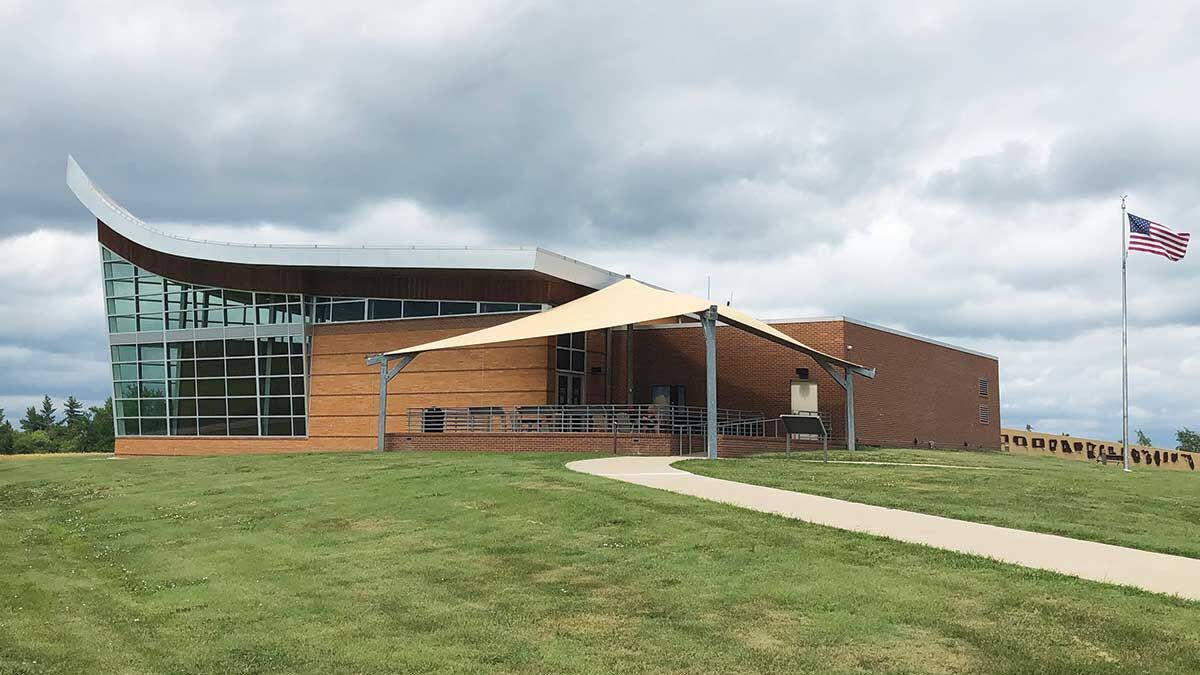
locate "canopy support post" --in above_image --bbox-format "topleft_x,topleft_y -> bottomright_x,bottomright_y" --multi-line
814,358 -> 859,451
625,323 -> 634,403
702,305 -> 718,459
366,353 -> 416,452
845,368 -> 856,451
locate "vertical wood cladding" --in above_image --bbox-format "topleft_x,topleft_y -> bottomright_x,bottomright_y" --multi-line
97,220 -> 595,304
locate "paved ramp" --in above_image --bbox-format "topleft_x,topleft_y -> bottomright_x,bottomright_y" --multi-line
566,455 -> 1200,601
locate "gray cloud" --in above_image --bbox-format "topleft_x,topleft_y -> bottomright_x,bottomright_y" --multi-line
926,124 -> 1200,206
2,0 -> 1200,440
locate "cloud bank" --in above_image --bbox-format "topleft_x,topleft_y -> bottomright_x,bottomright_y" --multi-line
2,0 -> 1198,444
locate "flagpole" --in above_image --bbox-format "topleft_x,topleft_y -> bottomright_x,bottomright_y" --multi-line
1121,196 -> 1131,472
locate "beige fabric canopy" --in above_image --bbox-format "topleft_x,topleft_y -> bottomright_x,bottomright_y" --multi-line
384,278 -> 874,376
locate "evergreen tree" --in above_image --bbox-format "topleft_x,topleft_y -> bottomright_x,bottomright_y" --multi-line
39,395 -> 57,428
57,396 -> 89,453
20,405 -> 45,432
1135,429 -> 1152,447
0,409 -> 14,455
63,396 -> 84,425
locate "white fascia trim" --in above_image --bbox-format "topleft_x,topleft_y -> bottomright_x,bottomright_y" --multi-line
635,314 -> 998,361
68,156 -> 625,289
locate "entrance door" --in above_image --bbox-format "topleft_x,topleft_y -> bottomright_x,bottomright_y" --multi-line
557,374 -> 583,405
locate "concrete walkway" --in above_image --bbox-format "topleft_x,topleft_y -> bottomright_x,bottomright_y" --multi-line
566,455 -> 1200,601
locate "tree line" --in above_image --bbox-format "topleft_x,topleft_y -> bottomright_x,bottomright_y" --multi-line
1135,428 -> 1200,453
0,396 -> 115,454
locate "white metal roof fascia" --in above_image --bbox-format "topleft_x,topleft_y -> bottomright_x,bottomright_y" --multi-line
532,248 -> 627,290
67,156 -> 624,289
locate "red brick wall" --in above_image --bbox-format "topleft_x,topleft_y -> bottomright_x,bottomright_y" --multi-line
115,436 -> 364,456
627,319 -> 1001,450
627,321 -> 850,438
843,322 -> 1000,449
386,432 -> 677,455
385,432 -> 790,457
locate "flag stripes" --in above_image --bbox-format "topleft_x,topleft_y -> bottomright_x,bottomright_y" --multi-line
1128,213 -> 1190,262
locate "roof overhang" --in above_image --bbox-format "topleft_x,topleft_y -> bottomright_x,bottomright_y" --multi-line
380,278 -> 876,377
67,156 -> 625,290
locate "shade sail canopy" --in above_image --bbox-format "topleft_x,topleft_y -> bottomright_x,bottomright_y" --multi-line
383,278 -> 874,376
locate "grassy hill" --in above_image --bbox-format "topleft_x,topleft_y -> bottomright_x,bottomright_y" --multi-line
1,451 -> 1198,674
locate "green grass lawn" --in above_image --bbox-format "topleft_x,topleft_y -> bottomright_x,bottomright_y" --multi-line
683,449 -> 1200,559
1,451 -> 1198,674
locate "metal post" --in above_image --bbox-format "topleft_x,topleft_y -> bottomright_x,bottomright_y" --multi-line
702,305 -> 718,459
377,358 -> 389,452
367,353 -> 416,452
605,327 -> 613,404
786,431 -> 790,460
845,368 -> 856,451
625,323 -> 634,404
1121,196 -> 1131,472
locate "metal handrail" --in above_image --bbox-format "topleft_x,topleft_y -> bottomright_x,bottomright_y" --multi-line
404,404 -> 770,436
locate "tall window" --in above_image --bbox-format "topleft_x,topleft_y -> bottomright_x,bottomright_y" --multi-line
978,378 -> 989,397
556,333 -> 585,405
101,246 -> 550,437
103,247 -> 310,438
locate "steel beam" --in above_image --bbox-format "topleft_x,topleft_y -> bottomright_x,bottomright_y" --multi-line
702,305 -> 718,459
813,358 -> 859,451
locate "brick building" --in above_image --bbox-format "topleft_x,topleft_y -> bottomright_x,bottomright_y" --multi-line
626,320 -> 998,449
69,157 -> 999,456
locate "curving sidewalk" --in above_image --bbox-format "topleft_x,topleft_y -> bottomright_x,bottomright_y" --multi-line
566,455 -> 1200,601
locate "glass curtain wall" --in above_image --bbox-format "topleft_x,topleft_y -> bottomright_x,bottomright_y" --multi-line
101,247 -> 546,437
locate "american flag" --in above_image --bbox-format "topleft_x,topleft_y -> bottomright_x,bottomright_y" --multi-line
1128,213 -> 1190,262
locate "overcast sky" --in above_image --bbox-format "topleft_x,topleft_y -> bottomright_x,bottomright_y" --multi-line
2,1 -> 1198,446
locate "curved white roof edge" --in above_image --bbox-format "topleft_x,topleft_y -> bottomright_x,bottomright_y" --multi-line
66,156 -> 625,289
